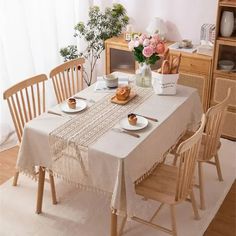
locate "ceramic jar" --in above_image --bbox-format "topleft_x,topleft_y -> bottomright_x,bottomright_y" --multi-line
220,11 -> 234,37
135,63 -> 152,87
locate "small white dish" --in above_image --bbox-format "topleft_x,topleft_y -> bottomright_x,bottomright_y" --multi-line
61,99 -> 87,113
119,116 -> 148,131
219,60 -> 235,71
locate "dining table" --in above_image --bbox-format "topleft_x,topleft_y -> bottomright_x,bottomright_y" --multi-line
17,72 -> 202,236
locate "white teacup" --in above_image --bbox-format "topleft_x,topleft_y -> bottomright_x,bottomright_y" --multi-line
179,39 -> 192,48
103,74 -> 118,88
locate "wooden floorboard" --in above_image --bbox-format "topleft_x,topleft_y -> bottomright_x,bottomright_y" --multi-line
0,146 -> 18,185
204,181 -> 236,236
0,146 -> 235,235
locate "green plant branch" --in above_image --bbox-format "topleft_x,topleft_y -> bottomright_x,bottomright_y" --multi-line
60,3 -> 129,86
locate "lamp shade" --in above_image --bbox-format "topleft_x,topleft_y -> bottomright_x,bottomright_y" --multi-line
146,17 -> 167,39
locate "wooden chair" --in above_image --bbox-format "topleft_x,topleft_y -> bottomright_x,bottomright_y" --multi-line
121,115 -> 206,236
3,74 -> 57,205
171,88 -> 231,210
49,58 -> 85,104
196,88 -> 231,209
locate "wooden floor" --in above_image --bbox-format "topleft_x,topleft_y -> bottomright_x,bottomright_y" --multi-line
0,146 -> 235,235
204,181 -> 236,236
0,146 -> 18,185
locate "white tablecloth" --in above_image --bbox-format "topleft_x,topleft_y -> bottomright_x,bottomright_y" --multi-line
17,79 -> 202,217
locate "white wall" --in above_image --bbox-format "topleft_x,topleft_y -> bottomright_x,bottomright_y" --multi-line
95,0 -> 218,77
114,0 -> 218,43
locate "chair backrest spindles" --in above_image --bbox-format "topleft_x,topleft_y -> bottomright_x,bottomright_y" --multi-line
70,66 -> 75,95
30,85 -> 36,117
15,92 -> 24,131
202,88 -> 231,160
20,90 -> 28,123
42,81 -> 45,112
36,83 -> 40,115
25,87 -> 32,120
60,72 -> 68,99
3,74 -> 48,143
175,114 -> 206,202
49,58 -> 85,104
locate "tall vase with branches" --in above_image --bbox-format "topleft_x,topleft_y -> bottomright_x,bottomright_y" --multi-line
60,4 -> 129,86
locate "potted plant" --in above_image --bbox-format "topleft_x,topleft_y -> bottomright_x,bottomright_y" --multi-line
60,4 -> 129,86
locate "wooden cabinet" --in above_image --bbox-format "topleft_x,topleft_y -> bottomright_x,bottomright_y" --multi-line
105,37 -> 136,74
105,37 -> 160,74
105,36 -> 212,112
211,0 -> 236,140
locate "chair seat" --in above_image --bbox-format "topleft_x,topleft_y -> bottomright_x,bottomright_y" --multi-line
135,164 -> 178,205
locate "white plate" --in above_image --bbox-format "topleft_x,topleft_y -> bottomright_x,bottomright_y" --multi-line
120,116 -> 148,131
61,100 -> 87,113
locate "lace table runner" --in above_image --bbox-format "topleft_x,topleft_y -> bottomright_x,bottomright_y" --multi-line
49,86 -> 153,184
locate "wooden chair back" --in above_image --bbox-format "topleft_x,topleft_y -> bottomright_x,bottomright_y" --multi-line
3,74 -> 47,142
49,58 -> 85,103
202,88 -> 231,160
175,114 -> 206,202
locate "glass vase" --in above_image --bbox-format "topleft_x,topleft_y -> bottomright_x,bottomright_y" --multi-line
135,63 -> 152,87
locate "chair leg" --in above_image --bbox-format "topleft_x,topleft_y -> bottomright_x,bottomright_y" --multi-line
12,171 -> 19,186
170,205 -> 177,236
36,166 -> 45,214
189,190 -> 200,220
118,216 -> 127,236
111,210 -> 117,236
214,153 -> 223,181
49,171 -> 57,205
150,203 -> 164,222
198,162 -> 206,210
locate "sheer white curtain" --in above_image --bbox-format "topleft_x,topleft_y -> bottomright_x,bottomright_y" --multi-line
0,0 -> 93,147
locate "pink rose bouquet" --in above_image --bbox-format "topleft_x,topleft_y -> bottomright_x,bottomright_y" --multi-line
128,33 -> 165,65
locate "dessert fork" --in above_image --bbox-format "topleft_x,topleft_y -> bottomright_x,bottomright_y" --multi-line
47,110 -> 73,119
112,128 -> 140,138
131,113 -> 158,122
73,95 -> 95,103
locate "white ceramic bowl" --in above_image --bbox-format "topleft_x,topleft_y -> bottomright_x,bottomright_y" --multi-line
103,74 -> 118,88
218,60 -> 235,71
178,39 -> 193,48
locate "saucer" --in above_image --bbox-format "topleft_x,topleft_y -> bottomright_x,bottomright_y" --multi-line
119,116 -> 148,131
61,99 -> 87,113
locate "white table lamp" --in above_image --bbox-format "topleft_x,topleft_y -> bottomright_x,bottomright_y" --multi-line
146,17 -> 167,39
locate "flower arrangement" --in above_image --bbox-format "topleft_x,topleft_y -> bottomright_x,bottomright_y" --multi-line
128,33 -> 165,65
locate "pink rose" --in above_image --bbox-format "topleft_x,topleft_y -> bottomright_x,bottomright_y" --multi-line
139,38 -> 144,45
142,46 -> 153,58
143,38 -> 150,47
134,40 -> 140,47
150,38 -> 157,49
152,34 -> 160,42
140,33 -> 148,41
156,42 -> 165,54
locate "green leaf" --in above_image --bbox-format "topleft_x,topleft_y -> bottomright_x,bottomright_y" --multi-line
60,3 -> 129,86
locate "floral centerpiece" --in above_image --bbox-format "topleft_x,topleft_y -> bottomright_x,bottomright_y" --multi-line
128,33 -> 165,87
